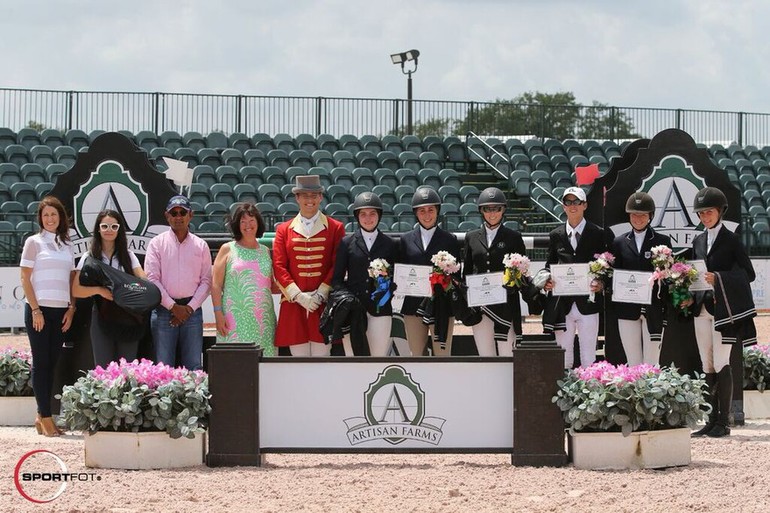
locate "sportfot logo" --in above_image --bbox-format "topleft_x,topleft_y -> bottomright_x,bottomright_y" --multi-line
344,365 -> 445,446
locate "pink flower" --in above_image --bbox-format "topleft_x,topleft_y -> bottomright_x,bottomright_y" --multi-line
575,361 -> 660,385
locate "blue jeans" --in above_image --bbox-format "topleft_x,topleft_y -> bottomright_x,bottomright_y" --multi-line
25,303 -> 66,417
151,307 -> 203,370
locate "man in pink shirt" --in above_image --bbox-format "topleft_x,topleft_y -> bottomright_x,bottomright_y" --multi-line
145,195 -> 212,370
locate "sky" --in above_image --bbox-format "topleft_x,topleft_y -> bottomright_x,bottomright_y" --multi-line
2,0 -> 769,114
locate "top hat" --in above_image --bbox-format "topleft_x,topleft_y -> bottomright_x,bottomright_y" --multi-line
292,175 -> 325,194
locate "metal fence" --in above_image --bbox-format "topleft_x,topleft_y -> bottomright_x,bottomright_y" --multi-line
3,87 -> 770,146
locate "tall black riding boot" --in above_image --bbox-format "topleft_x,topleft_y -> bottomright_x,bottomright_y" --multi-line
692,373 -> 718,437
708,366 -> 733,438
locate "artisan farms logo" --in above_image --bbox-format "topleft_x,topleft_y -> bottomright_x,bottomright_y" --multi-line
344,365 -> 445,446
14,450 -> 100,503
71,160 -> 154,257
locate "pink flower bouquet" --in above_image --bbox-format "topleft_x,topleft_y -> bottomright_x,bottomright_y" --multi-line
587,252 -> 615,302
58,358 -> 210,439
502,252 -> 531,289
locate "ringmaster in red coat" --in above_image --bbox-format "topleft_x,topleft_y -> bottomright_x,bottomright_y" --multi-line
273,175 -> 345,356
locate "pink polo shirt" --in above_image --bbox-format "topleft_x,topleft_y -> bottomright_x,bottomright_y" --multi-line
144,229 -> 212,311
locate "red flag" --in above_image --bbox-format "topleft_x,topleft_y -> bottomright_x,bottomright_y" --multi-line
575,163 -> 600,186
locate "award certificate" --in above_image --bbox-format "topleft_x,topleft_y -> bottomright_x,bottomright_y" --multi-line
393,264 -> 432,298
611,270 -> 653,305
549,263 -> 591,296
687,260 -> 712,291
466,272 -> 507,307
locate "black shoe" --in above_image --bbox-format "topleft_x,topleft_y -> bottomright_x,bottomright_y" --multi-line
692,424 -> 715,437
707,424 -> 731,438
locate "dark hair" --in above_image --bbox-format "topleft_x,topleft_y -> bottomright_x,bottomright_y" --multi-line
227,202 -> 266,240
89,210 -> 136,276
37,196 -> 71,244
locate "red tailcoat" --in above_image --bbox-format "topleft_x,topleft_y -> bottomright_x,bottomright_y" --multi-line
272,213 -> 345,346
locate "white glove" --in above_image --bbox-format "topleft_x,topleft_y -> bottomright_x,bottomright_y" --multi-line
294,292 -> 322,313
312,288 -> 328,304
533,269 -> 551,290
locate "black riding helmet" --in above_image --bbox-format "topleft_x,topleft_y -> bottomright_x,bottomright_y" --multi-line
477,187 -> 507,209
625,192 -> 656,220
411,186 -> 441,213
692,187 -> 728,215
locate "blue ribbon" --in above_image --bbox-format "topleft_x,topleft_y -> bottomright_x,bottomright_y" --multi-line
371,276 -> 392,307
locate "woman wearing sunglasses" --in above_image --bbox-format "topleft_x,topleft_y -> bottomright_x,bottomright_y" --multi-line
462,187 -> 526,356
72,210 -> 147,367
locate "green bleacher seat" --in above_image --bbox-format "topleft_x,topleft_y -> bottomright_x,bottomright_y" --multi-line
709,144 -> 729,161
459,219 -> 481,231
570,155 -> 589,168
436,169 -> 459,189
349,184 -> 369,200
562,139 -> 583,158
197,220 -> 225,233
35,182 -> 54,200
402,135 -> 423,153
186,183 -> 209,206
4,144 -> 28,166
372,185 -> 396,206
135,131 -> 160,152
0,163 -> 21,187
374,168 -> 398,189
531,154 -> 552,172
339,134 -> 362,154
30,145 -> 54,167
543,139 -> 566,158
285,167 -> 306,184
398,151 -> 421,172
511,154 -> 532,173
393,203 -> 416,225
149,147 -> 173,169
173,147 -> 197,166
395,169 -> 419,189
381,135 -> 403,154
214,165 -> 239,189
197,148 -> 221,168
419,151 -> 441,172
308,167 -> 332,188
391,221 -> 413,232
376,151 -> 399,171
352,168 -> 375,188
289,150 -> 313,171
88,130 -> 105,143
273,133 -> 296,153
602,140 -> 621,159
238,166 -> 264,188
325,184 -> 350,204
1,201 -> 26,226
210,184 -> 235,206
266,149 -> 290,172
262,166 -> 286,188
467,138 -> 488,163
277,202 -> 299,217
417,169 -> 440,189
20,164 -> 46,187
422,136 -> 445,161
312,150 -> 334,171
359,135 -> 382,154
251,133 -> 275,153
243,149 -> 268,170
504,220 -> 520,231
232,183 -> 258,204
333,150 -> 356,171
552,170 -> 573,188
0,183 -> 10,203
330,167 -> 354,189
438,185 -> 462,208
504,138 -> 526,157
224,132 -> 249,153
203,132 -> 227,150
355,150 -> 379,172
443,137 -> 465,163
316,134 -> 339,153
219,148 -> 244,171
181,131 -> 205,152
17,128 -> 41,150
45,163 -> 67,183
510,170 -> 531,197
159,131 -> 184,151
258,184 -> 283,207
0,128 -> 16,151
582,140 -> 603,158
192,165 -> 216,188
40,129 -> 64,150
394,185 -> 415,204
65,130 -> 89,151
295,133 -> 318,153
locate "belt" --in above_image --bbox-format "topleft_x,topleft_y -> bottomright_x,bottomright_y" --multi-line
173,297 -> 194,306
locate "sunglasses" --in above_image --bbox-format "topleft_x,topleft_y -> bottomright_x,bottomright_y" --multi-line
562,199 -> 585,206
481,205 -> 504,213
168,209 -> 189,217
99,223 -> 120,232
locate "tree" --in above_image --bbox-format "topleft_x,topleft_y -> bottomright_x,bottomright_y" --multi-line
27,120 -> 47,131
576,102 -> 639,140
390,117 -> 457,138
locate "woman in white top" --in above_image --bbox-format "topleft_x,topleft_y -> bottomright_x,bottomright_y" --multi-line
72,210 -> 146,368
19,196 -> 76,437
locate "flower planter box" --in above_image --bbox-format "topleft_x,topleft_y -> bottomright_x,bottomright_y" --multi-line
0,396 -> 37,426
84,431 -> 206,469
743,390 -> 770,419
568,428 -> 691,470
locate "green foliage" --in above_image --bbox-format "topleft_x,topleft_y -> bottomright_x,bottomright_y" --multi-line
26,120 -> 47,132
0,350 -> 33,397
58,371 -> 211,439
743,346 -> 770,392
552,366 -> 708,436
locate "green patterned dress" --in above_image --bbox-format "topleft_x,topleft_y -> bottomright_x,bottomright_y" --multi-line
217,241 -> 277,355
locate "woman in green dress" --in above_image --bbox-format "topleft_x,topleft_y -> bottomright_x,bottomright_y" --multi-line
211,203 -> 276,355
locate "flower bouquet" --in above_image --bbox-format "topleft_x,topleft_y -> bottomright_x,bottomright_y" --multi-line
553,361 -> 708,436
502,252 -> 531,289
743,345 -> 770,392
429,251 -> 461,295
666,260 -> 699,316
587,252 -> 615,302
368,258 -> 393,313
0,348 -> 33,397
649,245 -> 674,296
58,358 -> 210,439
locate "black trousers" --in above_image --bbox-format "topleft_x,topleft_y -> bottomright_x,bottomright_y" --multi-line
89,307 -> 142,369
24,303 -> 67,417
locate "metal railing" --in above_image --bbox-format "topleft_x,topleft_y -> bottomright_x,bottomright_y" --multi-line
3,87 -> 770,145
